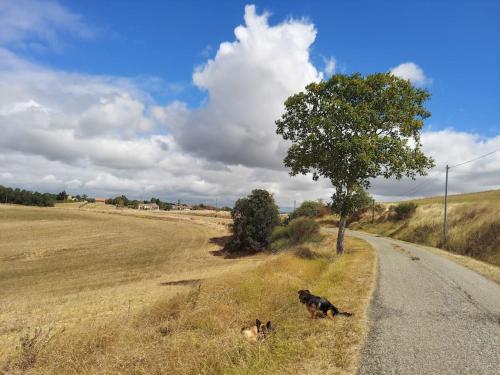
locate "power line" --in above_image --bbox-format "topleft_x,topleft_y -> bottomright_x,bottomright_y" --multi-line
396,147 -> 500,198
399,179 -> 429,197
448,147 -> 500,169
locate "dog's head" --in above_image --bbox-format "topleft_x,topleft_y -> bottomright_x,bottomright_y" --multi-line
298,289 -> 312,304
241,319 -> 273,341
256,319 -> 273,336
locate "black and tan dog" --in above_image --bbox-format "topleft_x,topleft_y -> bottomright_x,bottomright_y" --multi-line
298,290 -> 353,320
241,319 -> 273,341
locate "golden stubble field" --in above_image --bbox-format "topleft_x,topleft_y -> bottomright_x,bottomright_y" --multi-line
0,203 -> 376,374
0,204 -> 261,363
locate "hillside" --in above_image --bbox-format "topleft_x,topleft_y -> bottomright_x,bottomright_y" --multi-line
350,189 -> 500,266
393,189 -> 500,205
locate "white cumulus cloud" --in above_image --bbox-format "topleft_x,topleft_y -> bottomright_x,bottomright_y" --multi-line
390,62 -> 431,86
157,5 -> 322,169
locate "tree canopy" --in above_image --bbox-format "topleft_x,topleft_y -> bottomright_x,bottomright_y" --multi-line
276,73 -> 434,254
229,189 -> 280,252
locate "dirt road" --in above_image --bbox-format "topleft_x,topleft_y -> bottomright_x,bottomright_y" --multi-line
325,228 -> 500,374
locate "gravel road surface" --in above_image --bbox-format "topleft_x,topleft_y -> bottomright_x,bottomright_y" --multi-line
325,228 -> 500,374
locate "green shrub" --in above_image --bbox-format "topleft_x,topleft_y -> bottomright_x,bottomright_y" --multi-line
270,238 -> 290,252
270,225 -> 288,242
287,217 -> 321,244
391,202 -> 417,220
288,200 -> 329,222
228,189 -> 280,252
271,217 -> 321,251
344,189 -> 373,224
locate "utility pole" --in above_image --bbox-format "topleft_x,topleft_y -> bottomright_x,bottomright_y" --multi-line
293,200 -> 296,212
215,198 -> 218,209
443,164 -> 449,245
371,199 -> 375,224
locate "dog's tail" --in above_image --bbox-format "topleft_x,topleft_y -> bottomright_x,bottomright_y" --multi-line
337,311 -> 353,317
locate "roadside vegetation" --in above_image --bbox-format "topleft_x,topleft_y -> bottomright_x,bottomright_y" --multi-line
270,200 -> 334,251
350,190 -> 500,267
271,217 -> 321,251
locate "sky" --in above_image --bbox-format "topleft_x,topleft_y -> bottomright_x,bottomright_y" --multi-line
0,0 -> 499,208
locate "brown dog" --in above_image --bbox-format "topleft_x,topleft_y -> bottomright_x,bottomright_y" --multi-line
241,319 -> 272,341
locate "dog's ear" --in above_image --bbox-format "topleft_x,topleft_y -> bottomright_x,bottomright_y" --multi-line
255,319 -> 261,329
305,289 -> 311,293
266,321 -> 272,330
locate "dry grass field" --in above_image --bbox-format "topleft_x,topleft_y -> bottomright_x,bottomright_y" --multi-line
402,189 -> 500,205
0,204 -> 375,374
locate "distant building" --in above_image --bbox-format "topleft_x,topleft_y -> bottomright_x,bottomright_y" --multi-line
172,204 -> 191,211
95,198 -> 106,203
138,203 -> 160,211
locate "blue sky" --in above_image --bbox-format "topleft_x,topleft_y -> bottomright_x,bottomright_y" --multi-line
0,0 -> 499,205
16,0 -> 500,136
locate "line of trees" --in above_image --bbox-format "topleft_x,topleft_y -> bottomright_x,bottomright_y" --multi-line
0,186 -> 99,207
0,185 -> 58,207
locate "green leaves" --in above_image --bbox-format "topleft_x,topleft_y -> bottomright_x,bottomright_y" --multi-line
229,189 -> 280,252
276,72 -> 434,218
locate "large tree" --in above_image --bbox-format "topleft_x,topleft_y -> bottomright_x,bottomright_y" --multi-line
276,73 -> 434,254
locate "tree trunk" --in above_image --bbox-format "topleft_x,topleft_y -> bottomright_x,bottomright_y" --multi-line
336,215 -> 347,255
